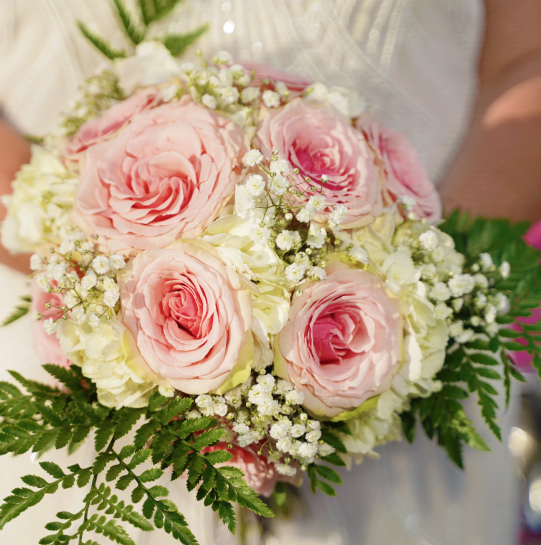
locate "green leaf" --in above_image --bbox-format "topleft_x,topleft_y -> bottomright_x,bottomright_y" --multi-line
112,0 -> 145,44
134,420 -> 160,450
218,501 -> 236,534
503,341 -> 528,352
320,429 -> 347,454
192,429 -> 224,451
315,465 -> 343,485
85,515 -> 137,545
1,296 -> 31,326
77,21 -> 127,59
39,462 -> 65,479
148,391 -> 168,412
469,353 -> 499,366
178,417 -> 215,439
114,409 -> 144,440
129,449 -> 152,469
204,450 -> 233,465
106,464 -> 124,482
320,452 -> 346,467
162,24 -> 209,56
21,475 -> 49,488
139,468 -> 164,483
161,397 -> 193,423
116,474 -> 134,491
316,480 -> 336,497
476,368 -> 501,380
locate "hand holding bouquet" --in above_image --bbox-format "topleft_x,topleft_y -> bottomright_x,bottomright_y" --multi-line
0,7 -> 540,543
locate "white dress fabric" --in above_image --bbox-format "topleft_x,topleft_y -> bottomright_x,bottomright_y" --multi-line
0,1 -> 520,544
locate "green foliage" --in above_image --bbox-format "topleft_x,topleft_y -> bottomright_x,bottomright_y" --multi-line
402,211 -> 541,468
162,25 -> 209,56
79,0 -> 208,59
1,295 -> 31,326
0,367 -> 275,543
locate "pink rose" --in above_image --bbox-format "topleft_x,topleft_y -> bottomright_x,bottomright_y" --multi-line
276,266 -> 402,417
30,279 -> 70,368
255,99 -> 380,227
202,442 -> 301,497
118,241 -> 253,394
65,87 -> 160,158
357,116 -> 441,222
74,98 -> 246,253
241,62 -> 311,96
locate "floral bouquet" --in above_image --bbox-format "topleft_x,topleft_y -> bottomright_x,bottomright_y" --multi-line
1,2 -> 541,544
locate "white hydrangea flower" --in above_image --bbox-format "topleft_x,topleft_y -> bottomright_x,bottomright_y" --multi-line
262,90 -> 281,108
249,225 -> 271,245
81,270 -> 98,291
201,94 -> 217,109
195,394 -> 213,408
256,373 -> 275,392
276,230 -> 300,251
43,318 -> 56,335
448,274 -> 475,297
329,204 -> 348,227
307,195 -> 326,211
103,290 -> 120,308
285,389 -> 304,405
480,253 -> 493,271
109,254 -> 126,271
434,303 -> 453,320
308,266 -> 326,280
290,424 -> 306,438
270,159 -> 292,175
305,429 -> 321,443
296,206 -> 315,223
275,463 -> 297,477
297,442 -> 318,459
430,282 -> 451,302
92,255 -> 110,275
500,261 -> 510,279
245,174 -> 266,197
285,263 -> 306,283
87,313 -> 100,328
243,149 -> 263,167
349,246 -> 369,264
269,174 -> 289,195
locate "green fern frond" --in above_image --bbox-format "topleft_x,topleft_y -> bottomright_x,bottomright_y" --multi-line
1,295 -> 31,326
163,24 -> 209,56
77,21 -> 127,59
112,0 -> 146,45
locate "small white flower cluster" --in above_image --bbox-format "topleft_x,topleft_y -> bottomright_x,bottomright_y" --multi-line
192,373 -> 335,475
32,240 -> 126,335
402,226 -> 510,341
238,149 -> 354,290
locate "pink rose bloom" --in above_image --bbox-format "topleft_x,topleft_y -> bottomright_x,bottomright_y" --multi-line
242,62 -> 311,96
255,99 -> 381,228
276,266 -> 402,417
65,87 -> 160,158
74,98 -> 246,254
118,241 -> 253,394
30,279 -> 70,368
357,116 -> 441,222
202,442 -> 302,497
